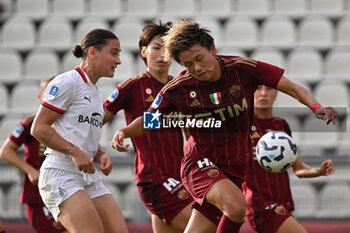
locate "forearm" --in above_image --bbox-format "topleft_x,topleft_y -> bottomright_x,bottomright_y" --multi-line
0,146 -> 36,175
122,116 -> 147,138
294,167 -> 322,178
31,125 -> 76,155
93,145 -> 107,163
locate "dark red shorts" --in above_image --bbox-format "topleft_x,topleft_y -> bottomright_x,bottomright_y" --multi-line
181,155 -> 246,206
137,177 -> 193,225
25,204 -> 67,233
243,184 -> 292,233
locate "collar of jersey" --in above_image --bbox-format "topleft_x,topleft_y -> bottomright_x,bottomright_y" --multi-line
75,66 -> 91,83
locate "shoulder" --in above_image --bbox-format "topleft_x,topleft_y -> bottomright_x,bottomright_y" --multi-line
161,71 -> 194,94
218,55 -> 258,69
118,73 -> 147,89
21,114 -> 35,126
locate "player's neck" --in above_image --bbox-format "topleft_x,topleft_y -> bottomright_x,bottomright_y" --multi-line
147,69 -> 169,84
254,107 -> 273,119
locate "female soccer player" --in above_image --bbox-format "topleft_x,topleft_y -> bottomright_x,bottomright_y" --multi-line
31,29 -> 128,233
111,19 -> 337,233
243,85 -> 335,233
0,77 -> 67,233
104,21 -> 217,233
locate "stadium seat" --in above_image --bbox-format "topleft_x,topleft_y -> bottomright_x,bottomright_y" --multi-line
97,80 -> 118,100
337,115 -> 350,156
162,0 -> 195,17
113,49 -> 137,82
14,0 -> 48,21
87,0 -> 121,20
198,0 -> 232,17
0,83 -> 9,114
37,16 -> 73,51
260,16 -> 296,49
111,17 -> 144,50
0,113 -> 25,146
324,47 -> 350,80
0,0 -> 14,19
51,0 -> 85,20
123,184 -> 149,221
1,16 -> 36,51
251,47 -> 285,68
0,187 -> 4,216
0,48 -> 23,83
236,0 -> 269,19
319,182 -> 350,218
272,0 -> 306,18
3,183 -> 24,218
23,48 -> 60,81
169,61 -> 185,77
9,81 -> 40,114
61,50 -> 81,72
216,47 -> 247,58
223,16 -> 258,50
125,0 -> 158,19
284,47 -> 323,83
309,0 -> 344,17
335,16 -> 350,46
298,114 -> 340,155
290,183 -> 317,218
74,16 -> 110,44
298,15 -> 334,49
193,16 -> 224,47
135,55 -> 147,75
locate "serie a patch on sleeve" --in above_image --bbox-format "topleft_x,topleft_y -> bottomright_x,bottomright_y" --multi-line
12,124 -> 24,138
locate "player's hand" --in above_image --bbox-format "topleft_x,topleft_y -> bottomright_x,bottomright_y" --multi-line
70,146 -> 95,174
315,106 -> 337,125
27,168 -> 40,186
111,130 -> 130,152
98,153 -> 113,176
318,159 -> 335,176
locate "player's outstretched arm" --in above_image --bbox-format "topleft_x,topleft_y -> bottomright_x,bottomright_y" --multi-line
276,76 -> 337,125
292,156 -> 335,178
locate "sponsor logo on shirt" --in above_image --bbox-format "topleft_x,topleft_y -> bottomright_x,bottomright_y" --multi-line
84,96 -> 92,103
163,178 -> 181,192
151,93 -> 163,109
107,88 -> 119,102
143,110 -> 161,129
12,124 -> 24,138
78,112 -> 103,128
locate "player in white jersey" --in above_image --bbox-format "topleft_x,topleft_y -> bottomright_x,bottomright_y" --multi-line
31,29 -> 129,233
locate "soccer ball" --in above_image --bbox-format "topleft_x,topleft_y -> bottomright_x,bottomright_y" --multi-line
256,131 -> 298,173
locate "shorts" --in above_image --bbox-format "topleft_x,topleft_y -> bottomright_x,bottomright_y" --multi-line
243,183 -> 292,233
25,204 -> 67,233
181,155 -> 246,206
137,177 -> 193,225
38,168 -> 111,221
192,202 -> 222,225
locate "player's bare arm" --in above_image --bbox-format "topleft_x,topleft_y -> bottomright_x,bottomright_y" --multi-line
276,76 -> 337,124
292,156 -> 335,178
31,105 -> 95,174
94,145 -> 112,176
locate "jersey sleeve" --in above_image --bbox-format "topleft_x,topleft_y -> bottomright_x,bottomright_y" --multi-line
9,119 -> 31,146
104,82 -> 132,115
42,75 -> 75,114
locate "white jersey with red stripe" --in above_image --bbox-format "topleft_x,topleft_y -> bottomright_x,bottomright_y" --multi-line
41,67 -> 104,181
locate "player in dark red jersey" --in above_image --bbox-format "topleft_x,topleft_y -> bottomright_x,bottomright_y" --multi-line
104,21 -> 217,233
111,20 -> 337,233
243,85 -> 335,233
0,218 -> 5,233
0,78 -> 67,233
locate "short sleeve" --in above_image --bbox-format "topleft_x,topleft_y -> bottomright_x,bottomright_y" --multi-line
9,120 -> 31,146
104,84 -> 128,115
42,75 -> 75,114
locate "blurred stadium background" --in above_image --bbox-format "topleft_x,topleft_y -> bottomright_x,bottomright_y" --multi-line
0,0 -> 350,232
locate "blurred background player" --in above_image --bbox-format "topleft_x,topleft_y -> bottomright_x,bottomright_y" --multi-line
0,219 -> 5,233
111,19 -> 338,233
31,29 -> 128,233
0,77 -> 67,233
243,85 -> 335,233
104,21 -> 217,233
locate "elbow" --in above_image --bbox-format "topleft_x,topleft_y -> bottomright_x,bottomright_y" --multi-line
30,124 -> 40,140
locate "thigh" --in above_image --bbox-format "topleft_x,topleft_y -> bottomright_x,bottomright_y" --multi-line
184,208 -> 217,233
92,194 -> 128,233
276,216 -> 307,233
151,214 -> 181,233
58,190 -> 104,233
25,204 -> 67,233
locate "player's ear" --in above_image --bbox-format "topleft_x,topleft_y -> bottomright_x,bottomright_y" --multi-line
88,46 -> 97,59
210,43 -> 216,55
140,46 -> 147,59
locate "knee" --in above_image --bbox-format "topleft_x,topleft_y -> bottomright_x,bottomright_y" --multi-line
222,195 -> 246,222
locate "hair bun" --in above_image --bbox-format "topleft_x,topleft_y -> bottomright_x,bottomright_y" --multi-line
72,45 -> 83,58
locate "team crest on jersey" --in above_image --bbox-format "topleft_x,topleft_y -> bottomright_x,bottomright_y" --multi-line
151,93 -> 163,109
12,124 -> 24,138
229,85 -> 241,97
107,88 -> 119,102
274,205 -> 286,215
145,88 -> 152,95
207,169 -> 219,177
177,189 -> 190,200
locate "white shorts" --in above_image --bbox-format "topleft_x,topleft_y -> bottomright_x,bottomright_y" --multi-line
38,168 -> 111,221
